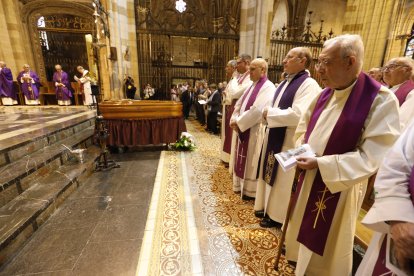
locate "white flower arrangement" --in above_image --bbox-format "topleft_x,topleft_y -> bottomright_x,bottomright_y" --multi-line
173,132 -> 196,151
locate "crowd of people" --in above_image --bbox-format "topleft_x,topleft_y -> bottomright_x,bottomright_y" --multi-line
215,34 -> 414,276
0,63 -> 96,106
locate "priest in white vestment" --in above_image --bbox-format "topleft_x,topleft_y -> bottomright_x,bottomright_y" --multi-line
74,66 -> 94,106
254,47 -> 321,227
230,58 -> 275,198
382,57 -> 414,131
284,34 -> 400,276
356,121 -> 414,276
227,54 -> 253,172
220,60 -> 238,163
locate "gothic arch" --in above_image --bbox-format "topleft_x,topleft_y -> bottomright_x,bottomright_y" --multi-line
19,0 -> 94,80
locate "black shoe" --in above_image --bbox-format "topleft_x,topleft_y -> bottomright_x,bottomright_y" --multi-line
260,217 -> 282,228
241,194 -> 255,201
254,210 -> 265,218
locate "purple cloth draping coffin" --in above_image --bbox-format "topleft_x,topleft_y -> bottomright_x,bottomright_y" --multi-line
105,117 -> 186,146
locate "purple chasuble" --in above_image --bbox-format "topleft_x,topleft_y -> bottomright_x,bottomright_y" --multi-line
394,80 -> 414,106
0,67 -> 16,99
296,72 -> 380,256
53,71 -> 72,101
234,76 -> 268,179
223,99 -> 236,154
262,70 -> 309,185
17,70 -> 40,100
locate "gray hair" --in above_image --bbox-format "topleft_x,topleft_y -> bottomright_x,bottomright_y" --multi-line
227,59 -> 237,68
239,54 -> 252,62
392,57 -> 414,72
324,34 -> 364,72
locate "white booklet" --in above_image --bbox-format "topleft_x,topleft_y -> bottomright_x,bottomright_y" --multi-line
274,144 -> 315,172
198,100 -> 207,105
386,234 -> 412,276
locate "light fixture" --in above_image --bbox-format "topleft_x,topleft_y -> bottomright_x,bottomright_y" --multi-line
175,0 -> 186,13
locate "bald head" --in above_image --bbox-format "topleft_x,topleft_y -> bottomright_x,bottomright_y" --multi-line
249,58 -> 268,82
0,61 -> 5,68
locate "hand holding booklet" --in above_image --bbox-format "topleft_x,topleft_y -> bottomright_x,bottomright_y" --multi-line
274,144 -> 315,172
198,100 -> 207,105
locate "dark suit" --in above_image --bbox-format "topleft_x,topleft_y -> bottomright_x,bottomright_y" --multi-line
181,89 -> 190,119
206,90 -> 221,133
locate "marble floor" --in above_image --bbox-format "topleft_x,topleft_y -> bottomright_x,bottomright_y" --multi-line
0,117 -> 296,275
0,106 -> 95,150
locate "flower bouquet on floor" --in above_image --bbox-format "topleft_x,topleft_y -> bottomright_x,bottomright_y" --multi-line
172,132 -> 196,151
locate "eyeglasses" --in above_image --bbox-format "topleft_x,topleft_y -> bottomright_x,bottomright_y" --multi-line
315,59 -> 330,70
382,64 -> 409,71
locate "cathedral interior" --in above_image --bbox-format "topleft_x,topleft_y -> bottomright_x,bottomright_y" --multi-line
0,0 -> 414,275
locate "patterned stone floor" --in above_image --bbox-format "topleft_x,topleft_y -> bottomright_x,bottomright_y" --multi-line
137,118 -> 295,275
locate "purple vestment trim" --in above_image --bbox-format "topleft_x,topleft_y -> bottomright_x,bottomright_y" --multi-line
53,71 -> 72,101
296,72 -> 380,256
223,99 -> 236,154
17,70 -> 40,100
234,76 -> 268,179
395,80 -> 414,106
262,71 -> 309,185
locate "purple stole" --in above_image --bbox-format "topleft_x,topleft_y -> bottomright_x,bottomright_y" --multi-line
18,71 -> 40,100
237,71 -> 249,85
262,71 -> 309,185
0,68 -> 15,99
372,165 -> 414,275
296,72 -> 380,256
234,76 -> 268,179
395,80 -> 414,106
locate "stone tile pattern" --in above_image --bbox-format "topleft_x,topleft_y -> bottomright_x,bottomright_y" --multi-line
143,151 -> 193,276
0,151 -> 159,276
186,119 -> 295,275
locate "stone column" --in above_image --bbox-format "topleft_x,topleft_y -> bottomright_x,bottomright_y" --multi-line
239,0 -> 273,59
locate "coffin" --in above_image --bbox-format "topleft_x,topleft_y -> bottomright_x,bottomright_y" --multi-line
99,100 -> 186,146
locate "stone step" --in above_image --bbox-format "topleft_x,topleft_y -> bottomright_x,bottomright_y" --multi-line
0,118 -> 94,168
0,146 -> 100,266
0,126 -> 95,208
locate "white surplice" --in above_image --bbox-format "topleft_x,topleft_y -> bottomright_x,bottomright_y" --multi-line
226,72 -> 252,168
220,74 -> 240,162
231,79 -> 275,197
285,83 -> 400,276
254,75 -> 321,223
389,82 -> 414,131
356,121 -> 414,275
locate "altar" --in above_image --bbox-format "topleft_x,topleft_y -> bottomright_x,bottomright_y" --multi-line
99,100 -> 186,146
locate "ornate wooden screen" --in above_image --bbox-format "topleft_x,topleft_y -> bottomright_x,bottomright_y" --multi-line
135,0 -> 240,100
36,14 -> 94,81
268,12 -> 334,85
